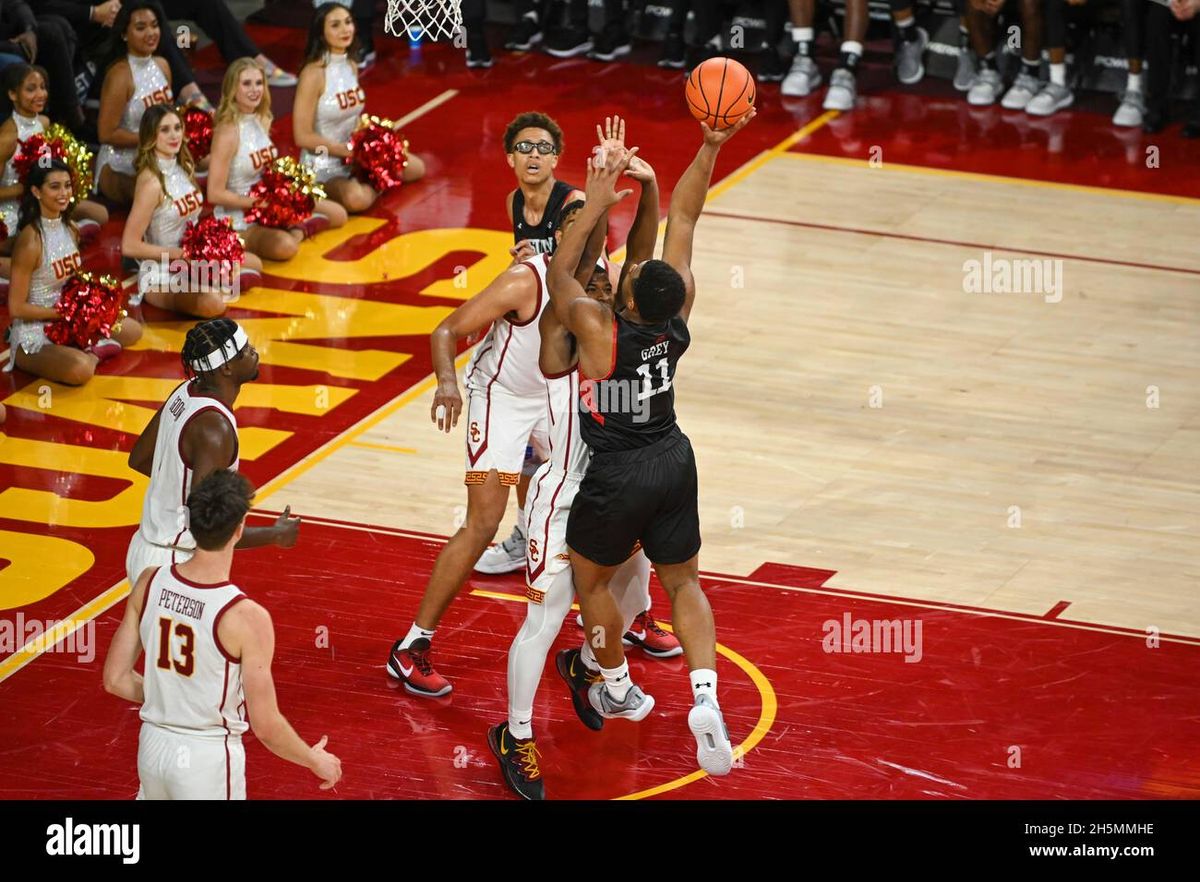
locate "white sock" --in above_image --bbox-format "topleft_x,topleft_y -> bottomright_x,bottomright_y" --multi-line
793,26 -> 813,44
691,668 -> 718,705
400,622 -> 434,650
1050,63 -> 1066,87
580,639 -> 600,673
841,40 -> 864,58
601,660 -> 632,702
894,15 -> 915,29
1127,72 -> 1142,93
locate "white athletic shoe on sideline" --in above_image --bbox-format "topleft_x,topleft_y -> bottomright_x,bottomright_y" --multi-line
474,523 -> 526,574
688,694 -> 733,775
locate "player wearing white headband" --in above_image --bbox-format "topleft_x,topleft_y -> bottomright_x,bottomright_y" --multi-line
125,318 -> 301,589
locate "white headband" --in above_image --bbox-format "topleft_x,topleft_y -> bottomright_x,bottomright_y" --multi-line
190,326 -> 248,372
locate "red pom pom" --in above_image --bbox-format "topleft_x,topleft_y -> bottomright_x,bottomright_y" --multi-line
13,134 -> 67,186
181,215 -> 245,265
348,117 -> 409,193
182,106 -> 215,162
244,157 -> 324,229
45,272 -> 127,348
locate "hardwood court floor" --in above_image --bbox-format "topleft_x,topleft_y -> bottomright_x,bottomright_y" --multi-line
1,33 -> 1198,799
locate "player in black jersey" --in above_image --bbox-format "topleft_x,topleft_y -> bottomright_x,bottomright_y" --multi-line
547,111 -> 754,776
475,112 -> 589,578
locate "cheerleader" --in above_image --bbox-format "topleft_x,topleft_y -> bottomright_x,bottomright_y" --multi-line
95,1 -> 178,205
0,65 -> 109,255
122,104 -> 263,318
6,160 -> 142,384
208,57 -> 347,262
293,2 -> 425,215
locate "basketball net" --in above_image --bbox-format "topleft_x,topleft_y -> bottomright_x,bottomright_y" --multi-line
384,0 -> 463,43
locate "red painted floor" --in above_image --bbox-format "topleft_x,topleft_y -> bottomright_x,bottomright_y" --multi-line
4,24 -> 1200,800
2,517 -> 1198,800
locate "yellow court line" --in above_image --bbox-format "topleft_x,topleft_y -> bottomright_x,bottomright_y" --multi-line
468,588 -> 778,801
348,440 -> 419,455
776,150 -> 1200,206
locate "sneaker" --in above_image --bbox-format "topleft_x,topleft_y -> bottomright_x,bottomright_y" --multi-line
757,46 -> 786,83
622,611 -> 683,658
466,33 -> 493,69
967,69 -> 1003,106
781,55 -> 821,97
555,648 -> 604,730
87,337 -> 122,362
588,27 -> 631,62
474,522 -> 526,574
822,68 -> 857,112
386,637 -> 452,697
543,27 -> 593,59
1112,90 -> 1145,128
505,14 -> 543,51
688,694 -> 734,775
264,63 -> 298,88
953,47 -> 976,91
1025,81 -> 1073,116
1001,72 -> 1041,110
487,722 -> 545,800
657,33 -> 686,69
587,681 -> 655,721
894,26 -> 928,85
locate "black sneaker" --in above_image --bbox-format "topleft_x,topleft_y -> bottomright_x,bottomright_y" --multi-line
466,32 -> 493,68
758,46 -> 786,83
487,722 -> 545,801
544,26 -> 593,58
588,27 -> 632,62
555,648 -> 603,731
658,33 -> 686,69
505,14 -> 542,51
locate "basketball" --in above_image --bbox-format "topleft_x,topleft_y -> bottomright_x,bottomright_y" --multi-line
685,57 -> 756,130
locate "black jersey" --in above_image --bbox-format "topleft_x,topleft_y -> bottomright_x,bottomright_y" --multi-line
512,179 -> 576,255
578,313 -> 691,453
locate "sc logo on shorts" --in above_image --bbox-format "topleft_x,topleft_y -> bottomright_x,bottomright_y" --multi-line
528,538 -> 540,563
469,422 -> 481,443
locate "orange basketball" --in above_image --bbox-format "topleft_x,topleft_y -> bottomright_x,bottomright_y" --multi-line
685,57 -> 756,130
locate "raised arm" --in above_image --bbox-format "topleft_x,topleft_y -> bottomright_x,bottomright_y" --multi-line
661,111 -> 755,323
429,265 -> 538,432
226,601 -> 343,790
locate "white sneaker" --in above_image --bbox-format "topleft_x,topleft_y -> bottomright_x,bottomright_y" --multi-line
1112,90 -> 1145,127
953,48 -> 976,91
688,694 -> 734,775
1001,72 -> 1041,110
781,55 -> 821,97
1026,82 -> 1073,117
588,681 -> 655,721
822,68 -> 857,112
474,522 -> 526,574
967,69 -> 1003,106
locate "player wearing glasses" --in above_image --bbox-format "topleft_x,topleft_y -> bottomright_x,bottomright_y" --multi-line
504,112 -> 586,262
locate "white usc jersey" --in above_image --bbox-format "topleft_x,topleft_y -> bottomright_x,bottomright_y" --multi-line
464,253 -> 551,398
139,381 -> 240,550
542,367 -> 590,478
139,564 -> 249,739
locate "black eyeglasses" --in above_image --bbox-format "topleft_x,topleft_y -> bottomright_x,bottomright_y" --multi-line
513,140 -> 557,155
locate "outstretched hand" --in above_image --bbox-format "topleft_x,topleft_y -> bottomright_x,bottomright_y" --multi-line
700,108 -> 756,147
585,144 -> 637,208
624,153 -> 656,183
595,115 -> 627,154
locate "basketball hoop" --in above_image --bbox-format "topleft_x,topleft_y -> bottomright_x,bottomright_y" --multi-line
384,0 -> 463,43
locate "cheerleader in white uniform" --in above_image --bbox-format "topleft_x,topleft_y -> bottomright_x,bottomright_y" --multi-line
6,160 -> 142,384
208,58 -> 347,262
121,105 -> 263,318
95,2 -> 181,205
0,65 -> 109,258
293,2 -> 425,215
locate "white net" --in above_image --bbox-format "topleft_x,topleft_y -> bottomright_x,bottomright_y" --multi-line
384,0 -> 463,43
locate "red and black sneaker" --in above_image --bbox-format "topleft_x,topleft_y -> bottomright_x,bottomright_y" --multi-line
487,722 -> 545,800
555,648 -> 604,731
387,637 -> 452,697
623,611 -> 684,659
